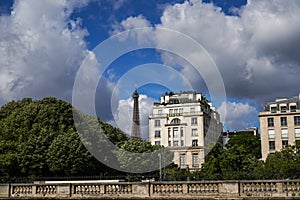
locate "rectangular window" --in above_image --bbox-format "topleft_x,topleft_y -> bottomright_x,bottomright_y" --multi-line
268,130 -> 275,139
168,141 -> 171,146
180,128 -> 184,137
290,106 -> 297,112
179,154 -> 185,168
281,106 -> 287,113
154,120 -> 160,127
192,129 -> 198,136
154,130 -> 161,138
191,117 -> 198,125
295,116 -> 300,126
269,141 -> 275,150
192,140 -> 198,146
181,140 -> 184,146
192,153 -> 199,168
281,129 -> 288,138
158,110 -> 163,115
173,128 -> 179,138
179,108 -> 183,114
190,107 -> 195,113
268,118 -> 274,127
282,140 -> 288,149
173,141 -> 179,146
295,128 -> 300,138
281,117 -> 287,126
271,107 -> 277,113
155,141 -> 161,146
169,109 -> 173,115
174,109 -> 178,116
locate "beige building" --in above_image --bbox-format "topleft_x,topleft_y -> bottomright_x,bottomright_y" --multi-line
149,91 -> 223,170
259,93 -> 300,160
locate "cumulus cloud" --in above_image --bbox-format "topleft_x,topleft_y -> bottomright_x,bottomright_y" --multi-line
109,94 -> 155,139
114,0 -> 300,105
217,101 -> 258,130
0,0 -> 90,105
110,0 -> 300,130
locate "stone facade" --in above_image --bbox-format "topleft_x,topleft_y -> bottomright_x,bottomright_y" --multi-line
259,93 -> 300,160
149,91 -> 223,170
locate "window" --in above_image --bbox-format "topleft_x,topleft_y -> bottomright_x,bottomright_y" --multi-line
181,140 -> 184,146
192,129 -> 198,136
154,120 -> 160,127
191,117 -> 198,125
171,118 -> 181,124
267,118 -> 274,127
155,141 -> 161,146
179,154 -> 185,168
168,141 -> 171,146
169,109 -> 173,115
158,110 -> 163,115
281,117 -> 287,126
295,128 -> 300,138
192,140 -> 198,146
173,128 -> 179,138
282,140 -> 288,149
281,129 -> 288,138
281,106 -> 287,113
192,153 -> 199,168
268,130 -> 275,139
154,130 -> 161,138
174,109 -> 178,115
173,141 -> 179,146
179,108 -> 183,114
290,106 -> 297,112
190,107 -> 195,113
180,128 -> 184,137
271,107 -> 277,113
295,116 -> 300,126
269,141 -> 275,150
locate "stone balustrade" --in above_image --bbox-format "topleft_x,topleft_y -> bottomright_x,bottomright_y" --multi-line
1,180 -> 300,199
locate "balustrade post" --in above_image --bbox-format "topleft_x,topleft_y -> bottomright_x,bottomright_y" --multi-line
100,184 -> 105,194
277,182 -> 283,194
0,184 -> 9,198
182,183 -> 188,194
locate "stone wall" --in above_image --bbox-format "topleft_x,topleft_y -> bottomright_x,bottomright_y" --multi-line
1,180 -> 300,199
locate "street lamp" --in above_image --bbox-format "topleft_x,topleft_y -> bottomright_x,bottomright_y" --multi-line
158,153 -> 162,181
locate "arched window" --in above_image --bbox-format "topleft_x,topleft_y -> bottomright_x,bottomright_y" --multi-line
170,118 -> 181,124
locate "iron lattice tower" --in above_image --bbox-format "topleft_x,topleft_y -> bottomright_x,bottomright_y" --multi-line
131,89 -> 141,138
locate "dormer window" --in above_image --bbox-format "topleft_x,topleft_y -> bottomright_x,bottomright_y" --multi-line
281,106 -> 287,113
290,105 -> 297,112
270,107 -> 277,113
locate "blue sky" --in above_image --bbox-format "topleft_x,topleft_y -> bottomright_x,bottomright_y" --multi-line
1,0 -> 300,136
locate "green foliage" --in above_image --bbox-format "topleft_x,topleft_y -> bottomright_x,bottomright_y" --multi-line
117,137 -> 173,173
0,97 -> 129,181
201,133 -> 262,180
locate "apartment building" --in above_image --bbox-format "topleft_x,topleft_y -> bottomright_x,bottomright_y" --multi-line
149,91 -> 223,170
259,93 -> 300,160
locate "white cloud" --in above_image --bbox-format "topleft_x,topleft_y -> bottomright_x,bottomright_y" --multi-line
217,101 -> 258,131
109,94 -> 155,139
113,0 -> 300,130
0,0 -> 90,104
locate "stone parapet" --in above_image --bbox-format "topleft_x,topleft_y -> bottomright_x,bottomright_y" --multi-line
1,180 -> 300,199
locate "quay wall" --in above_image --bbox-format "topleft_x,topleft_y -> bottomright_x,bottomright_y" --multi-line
1,179 -> 300,199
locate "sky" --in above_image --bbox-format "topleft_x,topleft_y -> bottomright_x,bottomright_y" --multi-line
0,0 -> 300,138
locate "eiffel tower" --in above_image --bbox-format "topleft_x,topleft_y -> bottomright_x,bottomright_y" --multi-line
131,89 -> 141,138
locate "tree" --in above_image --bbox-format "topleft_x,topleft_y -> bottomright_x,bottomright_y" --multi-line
0,97 -> 129,181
